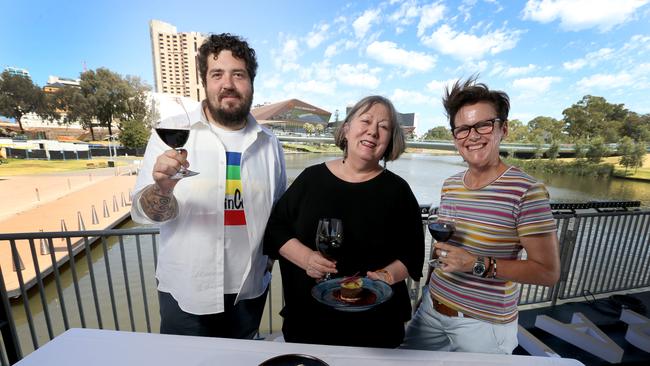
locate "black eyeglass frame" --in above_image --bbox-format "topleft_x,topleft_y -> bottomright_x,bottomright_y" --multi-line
452,118 -> 502,139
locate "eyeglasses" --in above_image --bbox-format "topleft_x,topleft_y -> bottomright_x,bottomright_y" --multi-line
452,118 -> 501,139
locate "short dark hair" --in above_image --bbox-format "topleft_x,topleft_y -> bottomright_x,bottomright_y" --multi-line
443,75 -> 510,130
334,95 -> 406,162
198,33 -> 258,87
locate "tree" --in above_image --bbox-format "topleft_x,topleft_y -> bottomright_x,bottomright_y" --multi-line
503,119 -> 528,142
585,136 -> 609,163
547,141 -> 560,160
562,95 -> 627,143
119,119 -> 150,148
528,116 -> 566,143
315,123 -> 324,136
618,136 -> 636,174
422,126 -> 452,140
532,137 -> 545,159
78,68 -> 134,136
303,123 -> 315,135
54,86 -> 98,139
631,142 -> 647,173
620,112 -> 650,142
0,70 -> 55,132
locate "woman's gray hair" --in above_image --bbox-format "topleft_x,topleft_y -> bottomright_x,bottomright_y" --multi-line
333,95 -> 406,162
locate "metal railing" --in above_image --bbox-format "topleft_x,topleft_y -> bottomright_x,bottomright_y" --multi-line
2,202 -> 650,365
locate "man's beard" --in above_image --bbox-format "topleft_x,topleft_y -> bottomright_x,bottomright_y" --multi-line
205,89 -> 253,127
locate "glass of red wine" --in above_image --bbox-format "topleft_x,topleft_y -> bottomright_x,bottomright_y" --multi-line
428,202 -> 456,268
315,218 -> 343,281
154,97 -> 199,179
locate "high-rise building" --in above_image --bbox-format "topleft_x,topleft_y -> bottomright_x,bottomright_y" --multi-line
149,20 -> 206,102
4,66 -> 30,78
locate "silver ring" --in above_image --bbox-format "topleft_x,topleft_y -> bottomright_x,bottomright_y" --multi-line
440,250 -> 448,258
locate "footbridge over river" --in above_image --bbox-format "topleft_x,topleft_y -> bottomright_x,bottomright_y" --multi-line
277,135 -> 582,158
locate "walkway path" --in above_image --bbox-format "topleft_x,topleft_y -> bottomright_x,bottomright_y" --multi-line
0,169 -> 138,296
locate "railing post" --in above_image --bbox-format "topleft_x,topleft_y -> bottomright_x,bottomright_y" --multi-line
551,216 -> 580,307
0,265 -> 22,364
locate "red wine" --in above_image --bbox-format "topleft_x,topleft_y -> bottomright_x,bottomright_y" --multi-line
317,235 -> 343,259
428,222 -> 454,242
156,128 -> 189,149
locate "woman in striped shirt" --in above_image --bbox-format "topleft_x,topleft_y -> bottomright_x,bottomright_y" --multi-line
402,76 -> 560,354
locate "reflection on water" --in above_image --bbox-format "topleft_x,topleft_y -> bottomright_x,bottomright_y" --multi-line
286,152 -> 650,207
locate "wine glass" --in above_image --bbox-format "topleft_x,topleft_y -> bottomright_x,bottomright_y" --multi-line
154,97 -> 199,179
315,218 -> 344,281
427,201 -> 456,268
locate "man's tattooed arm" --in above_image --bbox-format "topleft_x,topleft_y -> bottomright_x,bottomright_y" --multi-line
139,184 -> 178,222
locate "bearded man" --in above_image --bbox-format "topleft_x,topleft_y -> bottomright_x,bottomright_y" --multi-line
131,33 -> 286,338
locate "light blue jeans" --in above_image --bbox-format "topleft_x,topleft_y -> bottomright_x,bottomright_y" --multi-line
401,289 -> 518,354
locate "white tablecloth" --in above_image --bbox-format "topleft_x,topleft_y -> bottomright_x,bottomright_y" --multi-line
15,328 -> 583,366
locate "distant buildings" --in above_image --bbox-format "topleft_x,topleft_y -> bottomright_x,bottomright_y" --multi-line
43,76 -> 80,94
345,106 -> 416,135
252,99 -> 331,133
3,66 -> 30,78
149,20 -> 206,102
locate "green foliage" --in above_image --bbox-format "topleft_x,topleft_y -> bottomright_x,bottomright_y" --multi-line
505,157 -> 614,177
532,137 -> 545,159
621,112 -> 650,142
585,136 -> 609,163
618,136 -> 635,173
303,123 -> 315,135
314,123 -> 324,135
528,116 -> 566,143
503,119 -> 528,142
422,126 -> 452,140
562,95 -> 626,143
0,70 -> 57,131
574,139 -> 589,159
547,141 -> 560,160
119,119 -> 150,149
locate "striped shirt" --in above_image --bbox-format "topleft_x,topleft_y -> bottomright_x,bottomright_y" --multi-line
429,166 -> 556,324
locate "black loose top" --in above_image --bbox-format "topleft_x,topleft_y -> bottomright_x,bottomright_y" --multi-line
263,163 -> 424,347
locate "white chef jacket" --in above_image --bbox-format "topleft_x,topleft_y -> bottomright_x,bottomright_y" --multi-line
131,103 -> 287,314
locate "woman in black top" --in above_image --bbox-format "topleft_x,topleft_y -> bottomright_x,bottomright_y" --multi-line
263,96 -> 424,348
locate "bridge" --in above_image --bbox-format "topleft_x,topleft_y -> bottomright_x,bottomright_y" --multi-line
277,135 -> 582,157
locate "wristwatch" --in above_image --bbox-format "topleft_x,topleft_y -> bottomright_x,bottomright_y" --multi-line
472,256 -> 487,277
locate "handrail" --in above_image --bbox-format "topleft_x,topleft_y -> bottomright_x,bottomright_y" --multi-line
2,202 -> 649,364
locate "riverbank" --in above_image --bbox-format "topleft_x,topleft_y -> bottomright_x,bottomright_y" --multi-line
506,154 -> 650,182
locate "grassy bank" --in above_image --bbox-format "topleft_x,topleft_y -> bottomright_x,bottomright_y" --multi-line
0,158 -> 130,176
507,153 -> 650,181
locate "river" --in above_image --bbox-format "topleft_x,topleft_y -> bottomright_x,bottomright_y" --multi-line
9,152 -> 650,354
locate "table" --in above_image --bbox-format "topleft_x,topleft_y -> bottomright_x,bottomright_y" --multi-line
15,328 -> 584,365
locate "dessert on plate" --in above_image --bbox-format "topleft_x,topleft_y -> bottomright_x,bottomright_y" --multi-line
339,276 -> 363,302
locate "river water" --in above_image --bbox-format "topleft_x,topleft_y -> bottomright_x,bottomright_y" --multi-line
9,152 -> 650,354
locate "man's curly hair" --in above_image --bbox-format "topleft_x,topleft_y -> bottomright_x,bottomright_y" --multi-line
198,33 -> 258,87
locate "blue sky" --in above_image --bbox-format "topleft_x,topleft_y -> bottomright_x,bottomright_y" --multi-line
3,0 -> 650,135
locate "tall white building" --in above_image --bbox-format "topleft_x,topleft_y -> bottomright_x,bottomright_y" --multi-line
149,20 -> 206,102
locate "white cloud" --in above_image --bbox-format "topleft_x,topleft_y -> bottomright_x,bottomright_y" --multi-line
353,8 -> 381,38
421,24 -> 522,59
503,64 -> 538,77
335,64 -> 381,89
512,76 -> 561,94
284,79 -> 337,95
280,37 -> 299,62
576,72 -> 635,89
417,2 -> 446,36
388,0 -> 419,26
390,89 -> 433,105
426,79 -> 457,94
305,24 -> 330,49
563,48 -> 615,70
324,44 -> 338,58
522,0 -> 649,32
366,41 -> 436,72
